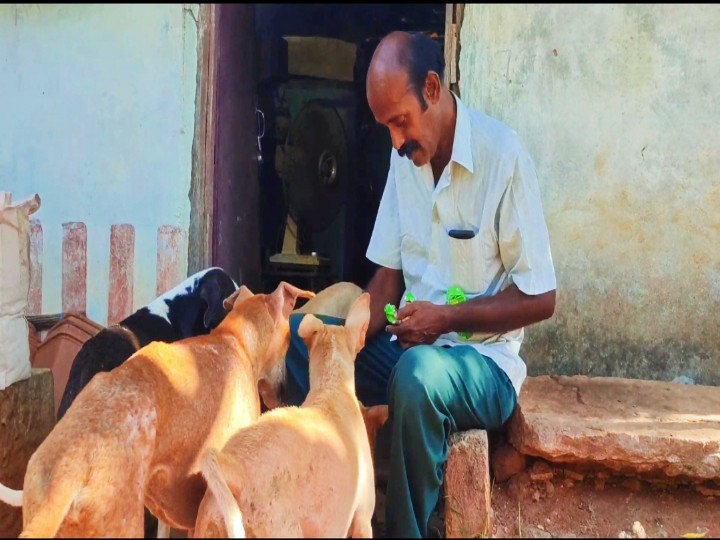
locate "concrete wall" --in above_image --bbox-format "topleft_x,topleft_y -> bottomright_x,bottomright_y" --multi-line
1,4 -> 199,325
459,4 -> 720,385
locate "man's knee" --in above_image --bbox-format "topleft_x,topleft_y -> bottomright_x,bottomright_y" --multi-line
388,345 -> 443,410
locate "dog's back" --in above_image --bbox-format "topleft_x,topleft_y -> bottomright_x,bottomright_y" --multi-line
13,280 -> 312,538
22,368 -> 159,537
57,267 -> 238,419
22,332 -> 241,537
196,294 -> 376,538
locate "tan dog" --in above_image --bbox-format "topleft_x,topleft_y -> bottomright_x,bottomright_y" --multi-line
0,282 -> 313,538
293,281 -> 363,319
194,293 -> 377,538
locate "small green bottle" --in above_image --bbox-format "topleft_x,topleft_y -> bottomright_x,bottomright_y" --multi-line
384,304 -> 398,324
385,291 -> 415,325
446,285 -> 471,340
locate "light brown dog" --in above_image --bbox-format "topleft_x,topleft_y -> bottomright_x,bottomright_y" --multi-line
293,281 -> 363,319
0,282 -> 313,538
194,293 -> 377,538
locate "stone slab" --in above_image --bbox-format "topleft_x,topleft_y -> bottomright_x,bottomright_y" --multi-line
509,375 -> 720,481
445,429 -> 492,538
0,368 -> 55,537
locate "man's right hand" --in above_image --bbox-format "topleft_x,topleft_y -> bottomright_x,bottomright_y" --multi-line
363,266 -> 404,341
386,300 -> 449,348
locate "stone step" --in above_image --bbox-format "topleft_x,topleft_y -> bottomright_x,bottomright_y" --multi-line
445,429 -> 491,538
0,368 -> 56,537
509,375 -> 720,481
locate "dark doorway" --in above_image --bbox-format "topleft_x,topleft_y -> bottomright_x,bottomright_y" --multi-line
255,4 -> 445,293
204,4 -> 446,293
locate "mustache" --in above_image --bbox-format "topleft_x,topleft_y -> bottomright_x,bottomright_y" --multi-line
398,140 -> 421,158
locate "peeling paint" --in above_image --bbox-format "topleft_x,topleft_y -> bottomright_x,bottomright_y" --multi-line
156,225 -> 188,297
28,219 -> 42,315
459,5 -> 720,384
108,224 -> 135,326
61,222 -> 87,314
1,5 -> 198,324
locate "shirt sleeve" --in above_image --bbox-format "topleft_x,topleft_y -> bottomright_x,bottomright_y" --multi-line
497,145 -> 557,295
366,153 -> 402,270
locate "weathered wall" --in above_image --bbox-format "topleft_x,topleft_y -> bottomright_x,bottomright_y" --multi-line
459,4 -> 720,384
0,4 -> 199,325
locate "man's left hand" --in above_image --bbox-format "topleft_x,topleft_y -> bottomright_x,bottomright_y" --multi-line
386,301 -> 448,348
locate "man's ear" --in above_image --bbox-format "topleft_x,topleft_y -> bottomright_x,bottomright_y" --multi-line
344,292 -> 371,355
424,71 -> 442,106
223,285 -> 254,312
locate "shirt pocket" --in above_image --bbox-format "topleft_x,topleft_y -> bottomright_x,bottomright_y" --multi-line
444,228 -> 498,295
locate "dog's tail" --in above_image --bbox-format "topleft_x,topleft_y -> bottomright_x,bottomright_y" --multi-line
17,476 -> 77,538
200,448 -> 245,538
0,482 -> 22,507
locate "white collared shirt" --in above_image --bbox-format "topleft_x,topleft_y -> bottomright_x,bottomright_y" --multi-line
366,94 -> 557,396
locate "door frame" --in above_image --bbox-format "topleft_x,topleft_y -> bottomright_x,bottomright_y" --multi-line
188,3 -> 217,275
188,4 -> 261,290
189,3 -> 464,283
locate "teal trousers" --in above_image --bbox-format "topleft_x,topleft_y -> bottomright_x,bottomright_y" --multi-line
284,314 -> 518,538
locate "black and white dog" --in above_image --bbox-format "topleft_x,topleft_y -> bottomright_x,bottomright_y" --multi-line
57,267 -> 239,420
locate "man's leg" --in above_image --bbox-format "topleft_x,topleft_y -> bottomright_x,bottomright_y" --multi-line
283,313 -> 403,407
385,345 -> 518,538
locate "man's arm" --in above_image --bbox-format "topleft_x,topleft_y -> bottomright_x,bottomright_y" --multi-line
445,283 -> 555,334
388,284 -> 554,347
364,266 -> 404,341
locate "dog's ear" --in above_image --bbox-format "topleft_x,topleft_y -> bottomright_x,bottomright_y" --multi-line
344,292 -> 371,355
297,313 -> 324,344
258,378 -> 284,410
364,404 -> 389,430
266,281 -> 315,323
223,285 -> 254,312
199,273 -> 237,329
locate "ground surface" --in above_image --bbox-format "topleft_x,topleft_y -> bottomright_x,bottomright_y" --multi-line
491,466 -> 719,539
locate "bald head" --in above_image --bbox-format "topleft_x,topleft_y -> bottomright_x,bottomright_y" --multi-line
367,31 -> 445,111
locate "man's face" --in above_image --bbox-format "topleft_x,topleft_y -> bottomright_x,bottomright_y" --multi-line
367,72 -> 439,167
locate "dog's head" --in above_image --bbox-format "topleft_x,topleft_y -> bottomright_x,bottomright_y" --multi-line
195,268 -> 239,331
297,292 -> 371,379
221,281 -> 315,409
148,267 -> 238,339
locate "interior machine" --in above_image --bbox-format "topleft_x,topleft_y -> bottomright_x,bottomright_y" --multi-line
254,5 -> 445,293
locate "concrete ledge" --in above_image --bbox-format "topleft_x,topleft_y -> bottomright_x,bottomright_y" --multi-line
509,375 -> 720,481
445,429 -> 492,538
0,368 -> 55,537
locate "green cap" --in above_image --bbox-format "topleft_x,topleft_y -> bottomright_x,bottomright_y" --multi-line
404,291 -> 416,304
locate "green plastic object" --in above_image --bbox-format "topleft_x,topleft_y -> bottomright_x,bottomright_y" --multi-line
446,285 -> 471,340
385,303 -> 398,324
385,291 -> 415,325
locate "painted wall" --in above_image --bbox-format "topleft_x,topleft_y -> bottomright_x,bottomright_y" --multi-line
1,4 -> 199,325
459,4 -> 720,385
